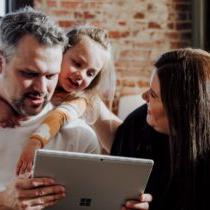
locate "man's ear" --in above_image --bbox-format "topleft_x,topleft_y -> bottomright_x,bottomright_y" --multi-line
0,51 -> 6,74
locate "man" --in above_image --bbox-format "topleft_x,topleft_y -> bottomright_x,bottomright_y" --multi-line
0,7 -> 99,209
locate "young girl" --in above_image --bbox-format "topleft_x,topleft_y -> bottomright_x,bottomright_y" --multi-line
16,25 -> 122,175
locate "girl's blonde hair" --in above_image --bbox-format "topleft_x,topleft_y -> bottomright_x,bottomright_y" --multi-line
65,25 -> 116,123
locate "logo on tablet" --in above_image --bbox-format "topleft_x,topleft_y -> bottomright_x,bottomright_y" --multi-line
80,198 -> 92,207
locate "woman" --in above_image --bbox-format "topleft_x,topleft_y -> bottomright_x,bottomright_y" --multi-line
112,48 -> 210,210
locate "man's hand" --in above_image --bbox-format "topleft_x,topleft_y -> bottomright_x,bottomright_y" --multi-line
2,176 -> 66,210
122,193 -> 152,210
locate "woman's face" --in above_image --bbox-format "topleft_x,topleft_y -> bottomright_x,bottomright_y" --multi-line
142,71 -> 170,134
59,35 -> 108,93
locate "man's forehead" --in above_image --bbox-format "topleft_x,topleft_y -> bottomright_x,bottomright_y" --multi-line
15,34 -> 62,55
11,35 -> 63,74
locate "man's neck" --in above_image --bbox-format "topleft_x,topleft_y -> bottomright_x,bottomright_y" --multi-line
0,97 -> 23,128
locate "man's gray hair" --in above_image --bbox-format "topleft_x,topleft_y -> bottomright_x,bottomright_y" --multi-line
0,6 -> 67,60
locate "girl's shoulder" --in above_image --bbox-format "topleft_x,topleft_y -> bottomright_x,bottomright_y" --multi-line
52,90 -> 72,106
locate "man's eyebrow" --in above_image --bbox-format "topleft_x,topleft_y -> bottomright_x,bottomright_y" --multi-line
21,68 -> 39,73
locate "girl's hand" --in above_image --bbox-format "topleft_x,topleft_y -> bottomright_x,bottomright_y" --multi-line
16,139 -> 42,176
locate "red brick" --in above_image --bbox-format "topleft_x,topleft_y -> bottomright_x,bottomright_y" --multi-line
167,22 -> 174,29
58,20 -> 75,28
148,22 -> 161,29
165,32 -> 179,39
88,2 -> 104,8
118,20 -> 127,26
147,3 -> 153,11
60,1 -> 81,8
109,31 -> 130,39
134,12 -> 145,19
120,50 -> 151,59
74,12 -> 83,18
51,10 -> 69,16
115,60 -> 130,68
92,20 -> 108,27
47,0 -> 57,7
84,11 -> 95,19
122,80 -> 136,87
34,0 -> 42,3
137,80 -> 149,87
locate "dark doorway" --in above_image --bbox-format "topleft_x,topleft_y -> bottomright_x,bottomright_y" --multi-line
205,1 -> 210,51
6,0 -> 33,13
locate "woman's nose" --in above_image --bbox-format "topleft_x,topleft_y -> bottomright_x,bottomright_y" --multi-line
142,90 -> 149,102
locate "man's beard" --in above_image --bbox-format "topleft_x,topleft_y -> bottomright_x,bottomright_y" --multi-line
12,91 -> 48,116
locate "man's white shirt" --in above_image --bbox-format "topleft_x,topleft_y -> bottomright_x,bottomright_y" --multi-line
0,103 -> 100,191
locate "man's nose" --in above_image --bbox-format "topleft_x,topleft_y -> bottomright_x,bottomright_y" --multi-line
33,77 -> 47,94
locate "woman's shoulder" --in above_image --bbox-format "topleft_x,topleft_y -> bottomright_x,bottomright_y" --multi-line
121,104 -> 148,128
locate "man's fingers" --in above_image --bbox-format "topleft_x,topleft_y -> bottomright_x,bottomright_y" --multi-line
16,177 -> 55,189
18,185 -> 65,199
20,192 -> 66,207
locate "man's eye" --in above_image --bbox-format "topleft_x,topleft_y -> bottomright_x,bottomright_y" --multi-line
20,71 -> 38,78
46,74 -> 56,80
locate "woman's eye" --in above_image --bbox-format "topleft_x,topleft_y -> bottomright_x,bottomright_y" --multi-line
150,92 -> 156,98
149,89 -> 156,98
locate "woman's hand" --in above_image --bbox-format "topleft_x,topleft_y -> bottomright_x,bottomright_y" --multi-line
122,193 -> 153,210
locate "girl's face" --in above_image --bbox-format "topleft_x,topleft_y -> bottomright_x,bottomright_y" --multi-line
142,71 -> 170,134
59,35 -> 108,92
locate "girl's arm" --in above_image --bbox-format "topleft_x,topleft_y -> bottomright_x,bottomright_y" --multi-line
93,98 -> 122,154
31,97 -> 87,146
16,97 -> 87,175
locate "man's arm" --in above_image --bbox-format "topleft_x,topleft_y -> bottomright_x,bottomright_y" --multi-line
0,176 -> 65,210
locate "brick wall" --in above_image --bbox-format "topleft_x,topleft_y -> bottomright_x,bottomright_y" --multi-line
34,0 -> 192,114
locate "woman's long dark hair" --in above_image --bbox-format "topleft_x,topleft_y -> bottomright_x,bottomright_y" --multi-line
155,48 -> 210,210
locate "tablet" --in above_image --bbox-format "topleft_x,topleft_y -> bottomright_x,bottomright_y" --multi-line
33,149 -> 154,210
